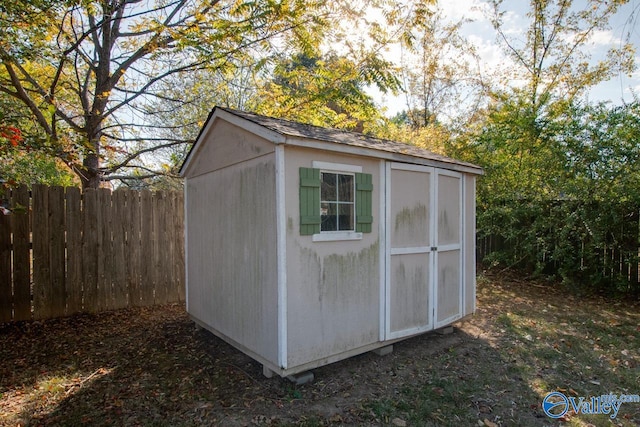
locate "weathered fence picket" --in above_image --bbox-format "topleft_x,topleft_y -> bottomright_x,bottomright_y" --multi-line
66,186 -> 82,314
32,184 -> 53,319
0,187 -> 11,323
11,185 -> 30,321
140,190 -> 154,307
0,185 -> 184,323
83,188 -> 99,313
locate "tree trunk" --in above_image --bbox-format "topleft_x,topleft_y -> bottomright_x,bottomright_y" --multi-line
80,153 -> 101,188
80,130 -> 102,188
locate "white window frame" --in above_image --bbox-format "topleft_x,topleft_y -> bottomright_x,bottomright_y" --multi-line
311,161 -> 364,242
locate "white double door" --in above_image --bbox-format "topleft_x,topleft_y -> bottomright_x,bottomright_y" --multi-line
384,162 -> 463,340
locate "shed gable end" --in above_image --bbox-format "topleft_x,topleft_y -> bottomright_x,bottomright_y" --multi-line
183,119 -> 275,178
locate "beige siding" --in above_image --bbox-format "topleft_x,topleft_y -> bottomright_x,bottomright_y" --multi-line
284,146 -> 381,368
186,154 -> 279,364
185,119 -> 275,178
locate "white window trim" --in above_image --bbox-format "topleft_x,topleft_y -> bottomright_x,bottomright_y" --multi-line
311,161 -> 364,242
313,231 -> 363,242
312,161 -> 362,173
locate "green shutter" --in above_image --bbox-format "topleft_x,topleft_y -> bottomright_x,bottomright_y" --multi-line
355,172 -> 373,233
299,167 -> 321,235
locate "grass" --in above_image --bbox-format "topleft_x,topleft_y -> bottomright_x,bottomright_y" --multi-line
1,273 -> 639,426
358,274 -> 639,427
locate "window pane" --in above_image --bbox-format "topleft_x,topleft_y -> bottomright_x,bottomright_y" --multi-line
321,202 -> 337,231
319,171 -> 356,233
338,174 -> 354,202
338,203 -> 354,231
321,173 -> 336,201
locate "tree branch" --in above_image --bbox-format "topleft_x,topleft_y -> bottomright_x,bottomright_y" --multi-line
1,58 -> 53,134
106,0 -> 189,90
104,140 -> 188,173
103,134 -> 189,144
104,59 -> 209,118
104,165 -> 182,181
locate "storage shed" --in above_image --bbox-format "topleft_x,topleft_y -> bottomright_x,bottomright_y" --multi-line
180,107 -> 483,379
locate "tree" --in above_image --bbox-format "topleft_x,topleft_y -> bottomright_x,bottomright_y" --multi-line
399,6 -> 484,129
488,0 -> 636,111
254,50 -> 400,132
0,87 -> 78,186
119,0 -> 438,190
0,0 -> 324,188
558,101 -> 640,203
373,4 -> 487,155
121,63 -> 259,189
462,0 -> 638,203
451,0 -> 638,284
465,99 -> 640,291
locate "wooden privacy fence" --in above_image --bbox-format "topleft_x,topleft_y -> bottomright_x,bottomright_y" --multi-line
0,185 -> 185,323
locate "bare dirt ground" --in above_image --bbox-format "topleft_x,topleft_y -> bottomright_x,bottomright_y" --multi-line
1,273 -> 639,426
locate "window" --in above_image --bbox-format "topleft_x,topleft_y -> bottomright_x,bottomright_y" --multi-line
321,172 -> 354,232
299,164 -> 373,239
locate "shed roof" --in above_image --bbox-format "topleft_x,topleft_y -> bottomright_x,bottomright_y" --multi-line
180,106 -> 483,176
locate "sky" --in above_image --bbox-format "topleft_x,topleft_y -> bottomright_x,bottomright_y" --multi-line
375,0 -> 640,115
